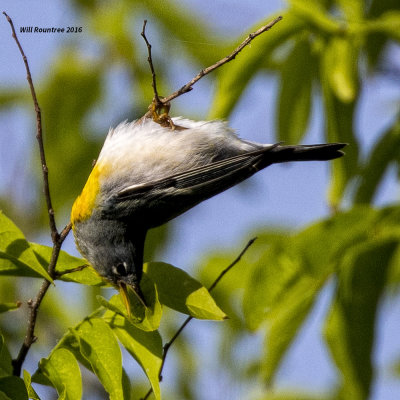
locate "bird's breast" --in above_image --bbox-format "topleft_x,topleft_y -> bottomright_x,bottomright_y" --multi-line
71,163 -> 108,227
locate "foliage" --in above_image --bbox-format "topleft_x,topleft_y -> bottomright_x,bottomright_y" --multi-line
0,223 -> 226,399
0,0 -> 399,399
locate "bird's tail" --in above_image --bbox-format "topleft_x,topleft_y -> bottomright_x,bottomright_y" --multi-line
267,143 -> 346,163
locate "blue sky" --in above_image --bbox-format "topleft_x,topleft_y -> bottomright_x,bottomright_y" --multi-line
1,1 -> 400,399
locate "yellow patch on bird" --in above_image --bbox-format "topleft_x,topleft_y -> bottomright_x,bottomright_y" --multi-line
71,163 -> 107,226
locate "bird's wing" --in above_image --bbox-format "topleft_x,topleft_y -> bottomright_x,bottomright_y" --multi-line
108,142 -> 344,226
115,146 -> 275,201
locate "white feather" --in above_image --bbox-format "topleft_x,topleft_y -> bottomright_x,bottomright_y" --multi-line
97,117 -> 267,191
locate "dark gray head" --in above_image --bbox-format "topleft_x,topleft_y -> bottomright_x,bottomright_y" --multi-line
73,217 -> 146,293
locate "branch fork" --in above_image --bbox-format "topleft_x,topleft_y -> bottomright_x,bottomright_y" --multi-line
141,15 -> 283,125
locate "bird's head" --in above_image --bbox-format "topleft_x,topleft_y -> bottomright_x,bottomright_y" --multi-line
72,217 -> 147,313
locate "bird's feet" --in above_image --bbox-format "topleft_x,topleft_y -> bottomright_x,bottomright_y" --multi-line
149,97 -> 176,130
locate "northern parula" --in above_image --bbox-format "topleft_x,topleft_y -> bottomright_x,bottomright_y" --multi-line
71,117 -> 345,305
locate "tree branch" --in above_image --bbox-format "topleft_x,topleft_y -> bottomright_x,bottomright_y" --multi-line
141,237 -> 257,400
141,19 -> 161,106
3,11 -> 59,243
3,12 -> 72,376
144,15 -> 282,118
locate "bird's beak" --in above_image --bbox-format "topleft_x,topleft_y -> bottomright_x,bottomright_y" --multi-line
118,281 -> 147,318
118,281 -> 132,318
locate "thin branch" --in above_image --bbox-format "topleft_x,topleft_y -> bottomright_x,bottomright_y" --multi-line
3,12 -> 72,376
141,237 -> 257,400
12,279 -> 51,376
141,20 -> 161,106
141,20 -> 175,129
144,15 -> 282,117
55,264 -> 88,278
60,222 -> 72,241
3,11 -> 59,243
208,237 -> 257,292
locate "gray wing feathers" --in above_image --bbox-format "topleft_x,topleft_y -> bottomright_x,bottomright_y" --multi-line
116,146 -> 275,200
115,143 -> 346,201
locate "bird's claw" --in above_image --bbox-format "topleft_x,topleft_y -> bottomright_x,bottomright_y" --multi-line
149,98 -> 175,130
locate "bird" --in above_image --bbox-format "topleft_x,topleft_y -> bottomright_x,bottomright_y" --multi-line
71,116 -> 345,309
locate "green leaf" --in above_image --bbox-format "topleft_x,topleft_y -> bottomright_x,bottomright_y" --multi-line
354,119 -> 400,204
368,11 -> 400,42
277,38 -> 313,143
0,334 -> 12,378
0,211 -> 52,281
0,89 -> 27,108
145,262 -> 227,320
0,377 -> 28,400
30,242 -> 104,286
319,48 -> 359,208
210,12 -> 306,119
289,0 -> 340,33
75,318 -> 123,400
245,207 -> 380,325
243,232 -> 328,383
0,301 -> 21,313
37,348 -> 82,400
243,237 -> 306,331
325,37 -> 359,103
324,239 -> 399,400
41,310 -> 160,399
244,207 -> 385,383
263,275 -> 323,384
121,369 -> 132,400
0,392 -> 10,400
33,312 -> 103,378
23,370 -> 41,400
368,0 -> 400,18
33,312 -> 121,395
108,313 -> 163,400
365,0 -> 399,66
337,0 -> 365,20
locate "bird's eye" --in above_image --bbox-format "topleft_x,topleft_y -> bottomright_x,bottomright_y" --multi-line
112,262 -> 128,276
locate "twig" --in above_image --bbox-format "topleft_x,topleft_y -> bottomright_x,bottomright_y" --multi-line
208,237 -> 257,292
12,279 -> 52,376
3,11 -> 59,243
141,237 -> 257,400
55,264 -> 88,278
144,15 -> 282,118
3,12 -> 72,376
60,222 -> 72,241
141,20 -> 174,128
141,20 -> 161,106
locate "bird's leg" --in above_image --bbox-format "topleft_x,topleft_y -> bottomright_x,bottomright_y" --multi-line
149,97 -> 176,130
